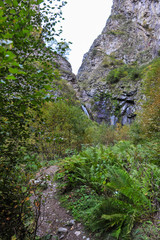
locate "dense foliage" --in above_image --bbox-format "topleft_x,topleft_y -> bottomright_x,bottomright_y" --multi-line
57,141 -> 160,239
31,100 -> 95,159
139,58 -> 160,137
106,64 -> 142,84
0,0 -> 68,239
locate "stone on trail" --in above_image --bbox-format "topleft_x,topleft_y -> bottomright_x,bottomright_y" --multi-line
57,227 -> 68,233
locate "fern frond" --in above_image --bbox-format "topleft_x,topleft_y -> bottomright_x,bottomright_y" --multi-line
111,227 -> 122,239
106,167 -> 151,209
102,213 -> 126,221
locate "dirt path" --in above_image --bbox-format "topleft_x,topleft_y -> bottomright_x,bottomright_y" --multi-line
34,166 -> 93,240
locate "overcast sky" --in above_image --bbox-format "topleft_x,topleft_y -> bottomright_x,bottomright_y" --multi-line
61,0 -> 113,74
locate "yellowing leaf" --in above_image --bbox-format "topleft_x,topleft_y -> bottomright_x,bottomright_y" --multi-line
11,236 -> 17,240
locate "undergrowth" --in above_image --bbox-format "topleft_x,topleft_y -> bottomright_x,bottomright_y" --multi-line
56,141 -> 160,239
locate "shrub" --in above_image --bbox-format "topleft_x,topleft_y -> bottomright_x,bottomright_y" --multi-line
30,100 -> 96,160
0,153 -> 44,239
106,66 -> 128,83
138,58 -> 160,137
106,64 -> 141,84
91,123 -> 130,146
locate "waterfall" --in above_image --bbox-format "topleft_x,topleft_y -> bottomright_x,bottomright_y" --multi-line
81,105 -> 90,118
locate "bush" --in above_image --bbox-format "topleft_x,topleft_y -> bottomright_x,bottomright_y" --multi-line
132,220 -> 160,239
92,123 -> 130,146
0,153 -> 44,239
106,64 -> 141,84
106,66 -> 128,83
30,100 -> 96,160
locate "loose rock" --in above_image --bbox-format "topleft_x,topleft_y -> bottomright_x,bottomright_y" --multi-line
75,231 -> 81,236
66,219 -> 75,226
57,227 -> 68,233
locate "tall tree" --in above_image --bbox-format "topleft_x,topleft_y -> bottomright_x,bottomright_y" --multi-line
0,0 -> 68,238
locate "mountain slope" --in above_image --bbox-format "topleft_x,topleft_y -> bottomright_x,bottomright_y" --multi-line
76,0 -> 160,124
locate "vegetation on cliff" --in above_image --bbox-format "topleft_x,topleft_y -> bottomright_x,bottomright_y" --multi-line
139,58 -> 160,138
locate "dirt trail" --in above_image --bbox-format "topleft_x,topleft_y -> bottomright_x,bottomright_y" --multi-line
35,166 -> 93,240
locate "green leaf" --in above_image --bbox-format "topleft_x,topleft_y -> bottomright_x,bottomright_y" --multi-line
9,68 -> 26,75
102,213 -> 126,221
37,0 -> 44,4
0,9 -> 3,17
6,51 -> 16,59
9,68 -> 20,74
4,32 -> 13,39
13,0 -> 18,7
22,186 -> 27,193
111,227 -> 121,239
6,75 -> 16,80
10,9 -> 16,14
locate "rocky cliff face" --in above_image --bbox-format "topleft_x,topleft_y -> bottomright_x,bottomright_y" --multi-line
76,0 -> 160,125
55,54 -> 77,89
51,53 -> 80,96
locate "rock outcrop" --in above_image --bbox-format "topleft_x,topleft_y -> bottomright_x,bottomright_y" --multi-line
54,54 -> 81,97
76,0 -> 160,125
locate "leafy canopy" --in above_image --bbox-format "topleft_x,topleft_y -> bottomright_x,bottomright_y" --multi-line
0,0 -> 69,239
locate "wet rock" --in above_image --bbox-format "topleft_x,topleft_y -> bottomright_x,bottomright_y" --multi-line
126,90 -> 137,96
121,103 -> 129,115
110,115 -> 118,125
122,115 -> 129,125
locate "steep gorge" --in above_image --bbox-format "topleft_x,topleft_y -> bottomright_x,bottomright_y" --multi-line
72,0 -> 160,125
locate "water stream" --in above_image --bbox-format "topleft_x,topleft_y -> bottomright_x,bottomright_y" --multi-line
81,105 -> 90,118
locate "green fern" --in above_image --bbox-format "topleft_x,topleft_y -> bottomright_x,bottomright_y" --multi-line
86,167 -> 151,238
106,167 -> 151,211
86,197 -> 136,239
57,142 -> 159,239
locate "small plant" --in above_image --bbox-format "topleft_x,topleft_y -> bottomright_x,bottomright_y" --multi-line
132,220 -> 160,239
92,49 -> 98,57
60,185 -> 101,222
106,66 -> 128,83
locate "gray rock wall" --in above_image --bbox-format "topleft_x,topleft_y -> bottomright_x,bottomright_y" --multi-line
76,0 -> 160,125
